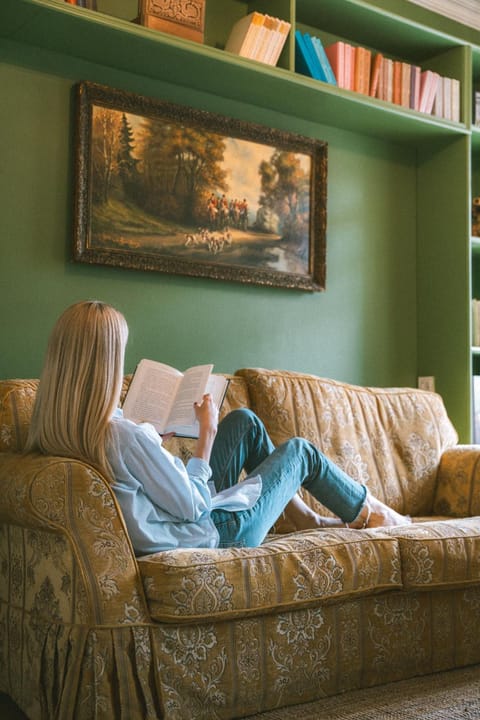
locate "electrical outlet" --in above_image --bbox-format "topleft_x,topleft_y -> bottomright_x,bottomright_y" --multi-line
418,376 -> 435,392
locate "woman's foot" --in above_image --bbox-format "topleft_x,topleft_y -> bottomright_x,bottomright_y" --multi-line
347,492 -> 411,529
279,494 -> 345,531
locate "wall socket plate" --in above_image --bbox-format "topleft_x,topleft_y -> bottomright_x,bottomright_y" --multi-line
418,376 -> 435,392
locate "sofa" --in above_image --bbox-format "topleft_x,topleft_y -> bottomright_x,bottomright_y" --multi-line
1,367 -> 480,720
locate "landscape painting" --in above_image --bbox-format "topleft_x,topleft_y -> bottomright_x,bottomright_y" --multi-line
73,81 -> 327,291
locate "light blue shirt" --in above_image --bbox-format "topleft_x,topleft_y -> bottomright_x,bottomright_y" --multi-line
107,409 -> 262,555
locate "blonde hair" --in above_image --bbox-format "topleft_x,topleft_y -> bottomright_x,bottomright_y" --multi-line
25,300 -> 129,477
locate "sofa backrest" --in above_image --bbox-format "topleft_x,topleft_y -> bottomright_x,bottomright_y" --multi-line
235,368 -> 459,516
0,371 -> 459,516
0,375 -> 251,454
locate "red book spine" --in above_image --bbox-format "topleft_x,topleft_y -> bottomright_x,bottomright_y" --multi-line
325,41 -> 345,88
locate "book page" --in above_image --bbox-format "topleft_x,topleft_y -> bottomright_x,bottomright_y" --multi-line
165,364 -> 213,431
166,373 -> 230,438
122,360 -> 182,433
206,374 -> 230,408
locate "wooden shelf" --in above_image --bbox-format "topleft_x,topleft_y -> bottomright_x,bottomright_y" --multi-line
0,0 -> 471,145
1,0 -> 479,440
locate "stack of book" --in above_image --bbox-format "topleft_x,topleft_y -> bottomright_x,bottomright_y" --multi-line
225,12 -> 291,66
296,36 -> 461,121
374,59 -> 460,119
472,299 -> 480,347
295,31 -> 337,86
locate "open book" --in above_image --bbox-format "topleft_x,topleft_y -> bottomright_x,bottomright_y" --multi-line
122,359 -> 230,438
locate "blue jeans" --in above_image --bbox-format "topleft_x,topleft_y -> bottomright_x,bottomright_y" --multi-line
210,409 -> 367,547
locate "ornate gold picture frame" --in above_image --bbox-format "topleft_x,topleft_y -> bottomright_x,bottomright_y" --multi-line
73,81 -> 327,291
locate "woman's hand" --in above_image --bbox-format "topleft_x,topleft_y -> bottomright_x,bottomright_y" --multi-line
193,394 -> 218,462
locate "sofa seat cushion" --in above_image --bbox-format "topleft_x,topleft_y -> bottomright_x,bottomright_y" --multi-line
380,517 -> 480,590
235,368 -> 458,517
138,528 -> 402,623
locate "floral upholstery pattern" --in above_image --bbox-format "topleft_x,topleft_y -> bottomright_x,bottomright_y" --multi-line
139,528 -> 401,622
0,379 -> 38,452
236,368 -> 458,517
380,517 -> 480,590
433,445 -> 480,516
2,372 -> 480,719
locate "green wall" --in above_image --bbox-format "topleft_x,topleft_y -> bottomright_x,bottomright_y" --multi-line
0,44 -> 417,385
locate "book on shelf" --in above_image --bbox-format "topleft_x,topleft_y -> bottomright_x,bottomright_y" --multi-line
472,300 -> 480,348
475,91 -> 480,126
295,31 -> 320,80
369,52 -> 383,97
325,41 -> 346,88
392,60 -> 402,105
410,65 -> 421,111
378,57 -> 394,103
296,33 -> 460,122
451,78 -> 460,122
354,46 -> 372,95
310,35 -> 337,85
295,32 -> 337,85
269,19 -> 291,66
433,76 -> 460,122
249,14 -> 276,61
122,360 -> 230,438
225,11 -> 290,66
419,70 -> 440,114
225,11 -> 264,56
400,62 -> 412,108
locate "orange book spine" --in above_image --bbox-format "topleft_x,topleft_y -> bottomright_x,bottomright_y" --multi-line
393,60 -> 402,105
369,53 -> 383,97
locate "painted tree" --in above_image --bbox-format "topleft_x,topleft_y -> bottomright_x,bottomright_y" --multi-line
91,107 -> 122,204
117,112 -> 139,201
258,150 -> 310,250
137,118 -> 229,224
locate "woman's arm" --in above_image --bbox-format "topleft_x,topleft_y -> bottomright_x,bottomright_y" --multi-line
193,393 -> 218,463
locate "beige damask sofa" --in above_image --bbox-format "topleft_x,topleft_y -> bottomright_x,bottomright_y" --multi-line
1,368 -> 480,720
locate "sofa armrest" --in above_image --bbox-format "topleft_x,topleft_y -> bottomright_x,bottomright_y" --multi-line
0,452 -> 150,625
433,445 -> 480,517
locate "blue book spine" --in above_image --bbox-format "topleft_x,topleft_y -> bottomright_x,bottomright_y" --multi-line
303,33 -> 327,81
295,30 -> 321,80
311,36 -> 337,86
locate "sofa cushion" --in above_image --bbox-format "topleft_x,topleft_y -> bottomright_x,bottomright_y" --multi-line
138,528 -> 402,622
380,517 -> 480,590
235,368 -> 458,517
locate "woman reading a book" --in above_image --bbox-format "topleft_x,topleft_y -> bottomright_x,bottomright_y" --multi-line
25,300 -> 409,555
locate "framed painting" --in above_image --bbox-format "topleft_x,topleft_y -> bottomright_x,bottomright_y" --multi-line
73,81 -> 327,291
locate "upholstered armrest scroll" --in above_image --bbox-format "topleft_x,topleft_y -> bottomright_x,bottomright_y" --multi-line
0,452 -> 150,625
433,445 -> 480,517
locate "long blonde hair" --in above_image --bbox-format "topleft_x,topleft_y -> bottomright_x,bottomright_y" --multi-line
25,300 -> 129,477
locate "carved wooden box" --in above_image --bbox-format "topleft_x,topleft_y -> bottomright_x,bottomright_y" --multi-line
137,0 -> 206,43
